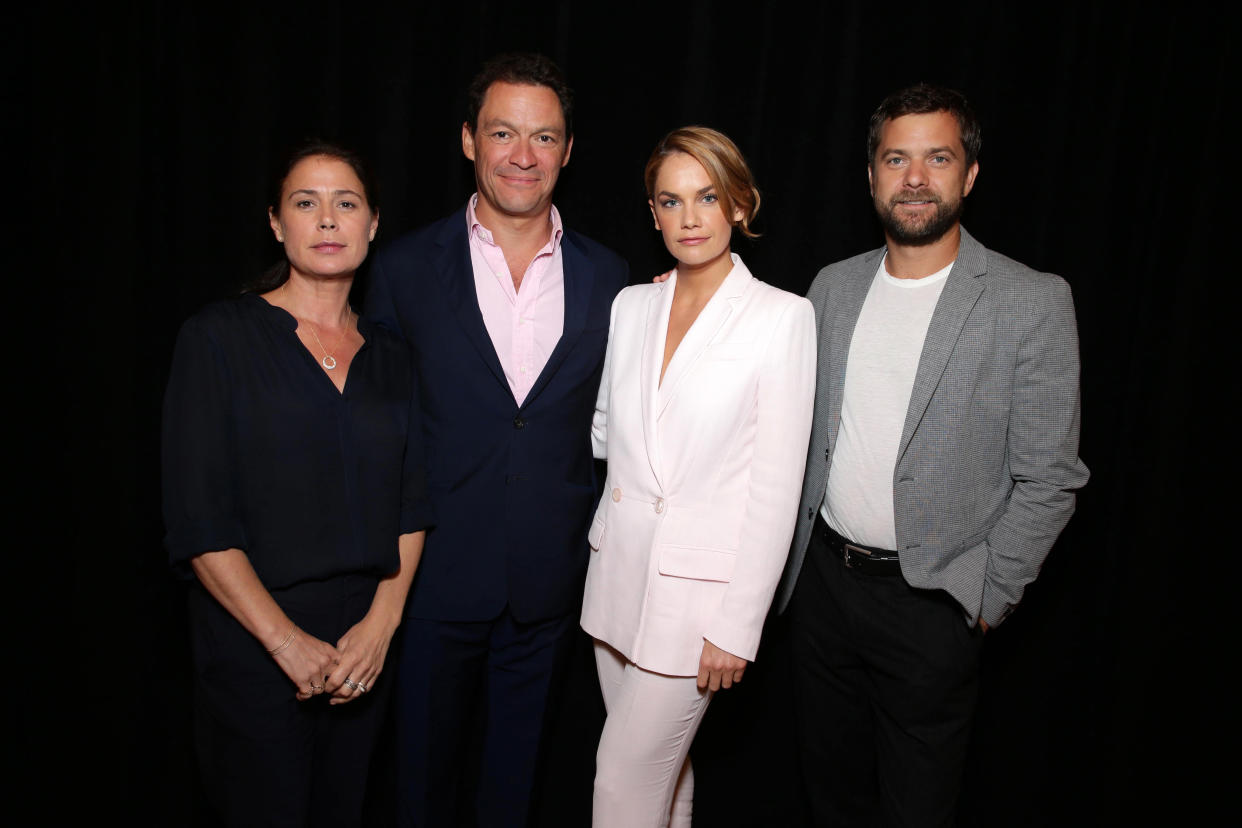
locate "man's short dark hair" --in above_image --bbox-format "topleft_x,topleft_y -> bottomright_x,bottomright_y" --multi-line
866,83 -> 981,167
466,52 -> 574,136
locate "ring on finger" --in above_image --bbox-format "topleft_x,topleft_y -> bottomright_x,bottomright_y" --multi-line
343,678 -> 358,691
310,682 -> 324,693
356,681 -> 368,693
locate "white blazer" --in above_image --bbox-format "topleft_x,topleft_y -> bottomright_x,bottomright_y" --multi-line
581,256 -> 816,676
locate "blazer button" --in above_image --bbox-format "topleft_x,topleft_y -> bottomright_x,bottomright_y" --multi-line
611,488 -> 622,502
513,417 -> 526,430
807,507 -> 813,520
654,497 -> 665,514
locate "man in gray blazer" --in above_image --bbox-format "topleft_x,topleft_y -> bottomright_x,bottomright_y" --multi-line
776,84 -> 1089,826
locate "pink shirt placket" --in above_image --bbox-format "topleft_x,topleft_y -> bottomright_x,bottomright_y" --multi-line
467,195 -> 566,406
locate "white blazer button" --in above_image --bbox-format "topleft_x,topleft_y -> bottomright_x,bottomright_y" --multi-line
612,488 -> 622,502
654,497 -> 665,514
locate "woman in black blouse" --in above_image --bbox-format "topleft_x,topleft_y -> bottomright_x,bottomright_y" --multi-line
162,142 -> 431,826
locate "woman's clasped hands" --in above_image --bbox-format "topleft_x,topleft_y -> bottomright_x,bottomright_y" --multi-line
271,612 -> 398,704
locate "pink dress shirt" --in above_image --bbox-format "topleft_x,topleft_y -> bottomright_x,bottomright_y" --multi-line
466,194 -> 566,406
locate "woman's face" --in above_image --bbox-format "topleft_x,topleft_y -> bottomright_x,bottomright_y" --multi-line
648,151 -> 741,273
268,155 -> 379,282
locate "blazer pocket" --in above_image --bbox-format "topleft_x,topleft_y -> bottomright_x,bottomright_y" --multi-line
658,544 -> 737,582
588,515 -> 606,551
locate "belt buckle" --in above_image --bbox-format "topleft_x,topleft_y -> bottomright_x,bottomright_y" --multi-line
842,543 -> 872,569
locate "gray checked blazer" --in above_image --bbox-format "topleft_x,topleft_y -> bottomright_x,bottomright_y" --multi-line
775,228 -> 1089,628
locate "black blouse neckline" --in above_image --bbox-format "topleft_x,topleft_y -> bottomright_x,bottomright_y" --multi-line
242,291 -> 375,345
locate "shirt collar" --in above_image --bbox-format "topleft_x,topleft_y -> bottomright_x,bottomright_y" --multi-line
466,193 -> 564,251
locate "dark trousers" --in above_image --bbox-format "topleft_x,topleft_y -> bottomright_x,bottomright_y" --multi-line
395,607 -> 575,827
789,520 -> 983,828
189,575 -> 389,828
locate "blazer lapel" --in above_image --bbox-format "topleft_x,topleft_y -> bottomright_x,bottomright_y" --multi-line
656,256 -> 751,418
827,251 -> 883,448
896,229 -> 987,461
432,215 -> 509,395
641,279 -> 674,489
522,231 -> 593,410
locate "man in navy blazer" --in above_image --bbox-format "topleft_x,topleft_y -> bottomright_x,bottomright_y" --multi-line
366,53 -> 628,827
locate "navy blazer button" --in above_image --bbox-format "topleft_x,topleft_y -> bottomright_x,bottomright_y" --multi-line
513,417 -> 526,429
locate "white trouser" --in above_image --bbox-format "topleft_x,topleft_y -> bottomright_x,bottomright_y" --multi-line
592,640 -> 713,828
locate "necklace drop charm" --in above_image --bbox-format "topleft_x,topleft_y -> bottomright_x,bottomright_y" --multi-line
321,355 -> 338,370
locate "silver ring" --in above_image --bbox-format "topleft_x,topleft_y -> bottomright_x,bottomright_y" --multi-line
310,683 -> 324,694
357,681 -> 368,693
343,678 -> 358,691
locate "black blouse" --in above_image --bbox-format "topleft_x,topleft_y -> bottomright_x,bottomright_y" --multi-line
162,293 -> 434,590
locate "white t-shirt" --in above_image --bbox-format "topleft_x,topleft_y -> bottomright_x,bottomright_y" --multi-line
821,256 -> 953,549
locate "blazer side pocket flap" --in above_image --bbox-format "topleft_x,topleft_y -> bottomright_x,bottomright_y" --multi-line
658,544 -> 736,582
588,515 -> 606,551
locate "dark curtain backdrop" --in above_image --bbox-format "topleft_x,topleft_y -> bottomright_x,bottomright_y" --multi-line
36,1 -> 1217,824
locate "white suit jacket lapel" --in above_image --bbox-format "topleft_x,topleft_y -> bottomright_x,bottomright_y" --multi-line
640,279 -> 673,490
657,257 -> 752,418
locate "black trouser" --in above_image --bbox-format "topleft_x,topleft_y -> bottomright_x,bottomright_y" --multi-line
189,574 -> 388,828
789,519 -> 983,828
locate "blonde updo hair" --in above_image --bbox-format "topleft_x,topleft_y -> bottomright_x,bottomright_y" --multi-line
643,126 -> 762,239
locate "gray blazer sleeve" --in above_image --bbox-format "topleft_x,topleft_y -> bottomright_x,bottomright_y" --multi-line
976,274 -> 1088,627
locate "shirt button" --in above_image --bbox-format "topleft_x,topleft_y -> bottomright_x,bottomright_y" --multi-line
513,417 -> 526,429
654,497 -> 665,514
611,488 -> 622,502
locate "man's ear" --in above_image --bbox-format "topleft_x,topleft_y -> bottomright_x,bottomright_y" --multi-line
962,161 -> 979,197
462,122 -> 476,162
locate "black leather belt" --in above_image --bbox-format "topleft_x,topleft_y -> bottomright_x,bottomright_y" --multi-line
814,514 -> 901,576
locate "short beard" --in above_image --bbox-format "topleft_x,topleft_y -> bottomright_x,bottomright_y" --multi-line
875,192 -> 964,247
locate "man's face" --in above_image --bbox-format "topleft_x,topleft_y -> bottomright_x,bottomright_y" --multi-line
462,81 -> 573,221
868,111 -> 979,246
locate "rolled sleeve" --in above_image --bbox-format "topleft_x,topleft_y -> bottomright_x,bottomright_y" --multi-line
161,317 -> 247,573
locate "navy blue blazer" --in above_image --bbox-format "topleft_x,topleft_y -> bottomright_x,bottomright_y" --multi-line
365,207 -> 629,623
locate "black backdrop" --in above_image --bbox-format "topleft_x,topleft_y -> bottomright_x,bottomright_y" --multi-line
37,2 -> 1218,824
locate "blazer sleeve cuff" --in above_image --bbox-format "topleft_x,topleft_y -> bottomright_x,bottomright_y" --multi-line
703,617 -> 762,664
978,579 -> 1015,629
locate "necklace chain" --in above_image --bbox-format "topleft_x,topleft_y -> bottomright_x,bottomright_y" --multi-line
284,283 -> 351,370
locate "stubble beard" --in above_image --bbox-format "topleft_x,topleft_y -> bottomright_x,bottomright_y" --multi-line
875,190 -> 965,247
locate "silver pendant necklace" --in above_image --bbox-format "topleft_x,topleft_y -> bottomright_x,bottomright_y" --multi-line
304,322 -> 348,370
285,283 -> 351,370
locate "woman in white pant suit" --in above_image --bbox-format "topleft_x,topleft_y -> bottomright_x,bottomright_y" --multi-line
581,127 -> 816,827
